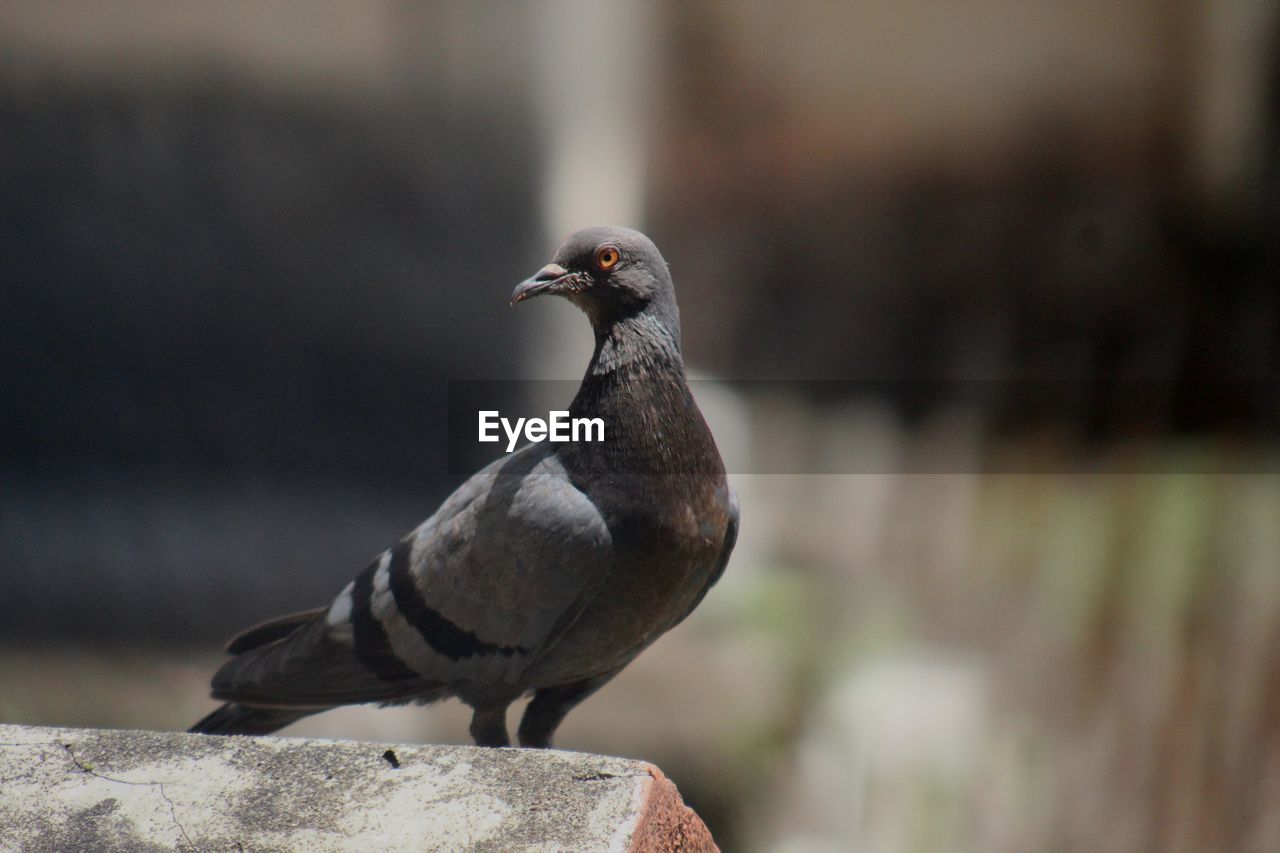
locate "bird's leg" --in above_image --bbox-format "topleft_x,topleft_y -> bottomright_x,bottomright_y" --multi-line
517,670 -> 621,749
469,704 -> 511,747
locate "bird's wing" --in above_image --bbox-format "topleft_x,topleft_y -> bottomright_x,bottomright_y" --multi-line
211,443 -> 613,707
355,444 -> 614,686
224,608 -> 324,654
210,615 -> 440,707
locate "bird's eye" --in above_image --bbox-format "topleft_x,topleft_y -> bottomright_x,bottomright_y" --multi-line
594,245 -> 621,272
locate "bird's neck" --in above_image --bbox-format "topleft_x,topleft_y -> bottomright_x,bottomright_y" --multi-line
567,314 -> 721,479
585,312 -> 681,377
574,314 -> 686,417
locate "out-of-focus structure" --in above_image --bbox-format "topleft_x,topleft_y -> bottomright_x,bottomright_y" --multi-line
2,2 -> 1277,850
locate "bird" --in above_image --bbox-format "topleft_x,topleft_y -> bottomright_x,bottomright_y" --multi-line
190,226 -> 739,748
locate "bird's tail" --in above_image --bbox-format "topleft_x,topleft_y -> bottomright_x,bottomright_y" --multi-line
189,702 -> 323,736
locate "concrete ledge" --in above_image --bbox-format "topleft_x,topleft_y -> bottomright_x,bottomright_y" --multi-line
0,723 -> 716,852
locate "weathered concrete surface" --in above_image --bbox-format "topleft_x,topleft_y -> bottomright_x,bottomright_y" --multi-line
0,723 -> 716,852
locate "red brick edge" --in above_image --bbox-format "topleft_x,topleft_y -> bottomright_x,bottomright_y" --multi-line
627,764 -> 718,853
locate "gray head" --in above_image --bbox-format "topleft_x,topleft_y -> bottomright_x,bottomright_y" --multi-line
511,226 -> 680,343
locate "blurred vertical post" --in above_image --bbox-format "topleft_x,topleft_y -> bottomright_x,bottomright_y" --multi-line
524,0 -> 655,381
1180,0 -> 1279,222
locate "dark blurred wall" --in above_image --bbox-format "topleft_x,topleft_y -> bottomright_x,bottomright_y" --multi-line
0,6 -> 544,643
651,0 -> 1279,435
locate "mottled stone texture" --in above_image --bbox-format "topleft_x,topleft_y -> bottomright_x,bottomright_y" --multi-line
0,724 -> 716,852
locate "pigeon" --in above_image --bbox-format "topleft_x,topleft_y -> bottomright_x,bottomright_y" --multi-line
190,226 -> 739,748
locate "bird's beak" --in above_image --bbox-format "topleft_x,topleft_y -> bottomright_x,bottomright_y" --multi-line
511,263 -> 572,305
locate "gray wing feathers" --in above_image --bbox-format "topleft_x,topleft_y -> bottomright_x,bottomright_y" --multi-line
210,618 -> 435,706
210,444 -> 613,708
225,608 -> 324,654
384,449 -> 613,684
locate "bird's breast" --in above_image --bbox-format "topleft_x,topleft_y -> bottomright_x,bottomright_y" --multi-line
523,479 -> 728,685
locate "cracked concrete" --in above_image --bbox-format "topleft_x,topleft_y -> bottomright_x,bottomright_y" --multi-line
0,723 -> 716,851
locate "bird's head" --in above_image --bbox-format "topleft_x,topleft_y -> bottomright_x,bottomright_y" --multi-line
511,226 -> 679,339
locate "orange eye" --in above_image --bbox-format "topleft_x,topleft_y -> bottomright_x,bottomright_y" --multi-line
594,245 -> 621,271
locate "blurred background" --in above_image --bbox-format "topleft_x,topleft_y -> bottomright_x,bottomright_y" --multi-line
2,1 -> 1279,850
